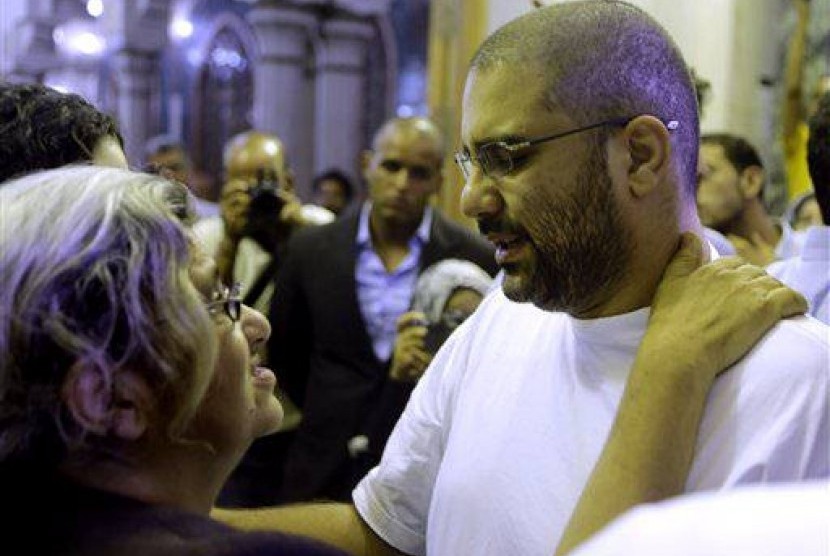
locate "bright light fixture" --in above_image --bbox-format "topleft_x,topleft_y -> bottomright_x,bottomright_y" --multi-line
171,18 -> 194,39
86,0 -> 104,18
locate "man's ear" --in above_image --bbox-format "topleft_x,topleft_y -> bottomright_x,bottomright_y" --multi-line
62,363 -> 153,441
622,115 -> 672,198
738,166 -> 764,200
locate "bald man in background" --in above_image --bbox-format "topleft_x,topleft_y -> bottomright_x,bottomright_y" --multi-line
269,117 -> 497,503
193,130 -> 333,315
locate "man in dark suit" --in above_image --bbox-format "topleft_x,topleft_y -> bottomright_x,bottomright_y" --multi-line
269,117 -> 497,502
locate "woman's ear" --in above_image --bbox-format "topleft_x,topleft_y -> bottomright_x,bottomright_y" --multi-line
62,363 -> 153,441
623,115 -> 672,198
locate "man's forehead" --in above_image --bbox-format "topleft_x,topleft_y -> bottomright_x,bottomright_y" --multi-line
461,66 -> 560,145
700,143 -> 726,163
376,129 -> 441,161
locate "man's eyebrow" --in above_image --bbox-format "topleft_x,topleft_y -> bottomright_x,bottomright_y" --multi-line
469,134 -> 529,151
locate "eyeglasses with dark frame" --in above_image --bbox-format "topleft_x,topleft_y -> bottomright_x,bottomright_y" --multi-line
454,116 -> 680,180
206,282 -> 243,322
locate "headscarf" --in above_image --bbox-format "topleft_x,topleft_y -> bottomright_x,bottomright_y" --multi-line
411,259 -> 493,324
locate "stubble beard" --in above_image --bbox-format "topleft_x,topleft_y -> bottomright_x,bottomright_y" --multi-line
503,151 -> 633,316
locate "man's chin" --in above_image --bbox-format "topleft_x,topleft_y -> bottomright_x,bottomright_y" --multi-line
500,270 -> 573,313
500,272 -> 533,304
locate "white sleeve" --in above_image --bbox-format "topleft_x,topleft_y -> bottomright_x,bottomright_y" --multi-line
352,324 -> 469,556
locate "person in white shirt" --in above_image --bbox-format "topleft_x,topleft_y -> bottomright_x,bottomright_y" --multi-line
768,91 -> 830,325
211,3 -> 824,555
697,132 -> 804,266
351,3 -> 827,554
569,481 -> 829,556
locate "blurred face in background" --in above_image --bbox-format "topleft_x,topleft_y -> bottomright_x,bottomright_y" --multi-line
696,143 -> 745,231
794,197 -> 822,231
314,178 -> 350,215
225,134 -> 291,189
363,122 -> 442,230
148,147 -> 190,185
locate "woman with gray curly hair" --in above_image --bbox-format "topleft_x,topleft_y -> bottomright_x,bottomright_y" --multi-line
0,166 -> 344,555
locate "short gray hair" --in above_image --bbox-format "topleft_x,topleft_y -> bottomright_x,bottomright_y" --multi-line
0,166 -> 214,465
472,0 -> 700,198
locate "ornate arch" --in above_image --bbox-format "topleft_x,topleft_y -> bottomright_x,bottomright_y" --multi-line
190,13 -> 257,194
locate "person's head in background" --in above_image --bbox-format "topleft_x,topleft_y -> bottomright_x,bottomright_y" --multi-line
144,134 -> 191,186
219,130 -> 303,250
223,130 -> 294,190
410,259 -> 493,353
0,83 -> 126,182
807,91 -> 830,225
312,168 -> 355,216
0,166 -> 282,513
806,75 -> 830,120
363,117 -> 445,235
691,68 -> 711,119
785,191 -> 822,231
697,133 -> 768,234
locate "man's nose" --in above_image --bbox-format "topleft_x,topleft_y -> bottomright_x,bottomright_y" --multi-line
461,170 -> 504,220
389,166 -> 422,191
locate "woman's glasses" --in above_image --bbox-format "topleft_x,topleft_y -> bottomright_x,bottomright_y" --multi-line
206,282 -> 243,322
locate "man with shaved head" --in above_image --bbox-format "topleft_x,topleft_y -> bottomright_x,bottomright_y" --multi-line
194,130 -> 334,315
214,3 -> 825,554
268,116 -> 497,503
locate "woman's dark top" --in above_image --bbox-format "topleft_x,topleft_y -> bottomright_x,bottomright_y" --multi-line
0,463 -> 348,556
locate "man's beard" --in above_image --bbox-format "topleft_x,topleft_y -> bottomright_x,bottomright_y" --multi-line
496,149 -> 633,316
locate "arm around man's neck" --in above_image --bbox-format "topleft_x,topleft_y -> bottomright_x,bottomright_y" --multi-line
212,503 -> 406,556
554,234 -> 808,555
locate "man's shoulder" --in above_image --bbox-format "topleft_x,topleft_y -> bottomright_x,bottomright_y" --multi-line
733,315 -> 829,384
570,481 -> 830,556
761,315 -> 829,354
289,212 -> 356,249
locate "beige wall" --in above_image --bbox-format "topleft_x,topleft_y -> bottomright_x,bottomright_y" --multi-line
484,0 -> 781,149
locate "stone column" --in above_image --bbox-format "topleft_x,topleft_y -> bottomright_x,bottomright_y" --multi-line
9,0 -> 60,80
110,51 -> 158,165
103,0 -> 171,166
313,16 -> 375,186
247,5 -> 316,192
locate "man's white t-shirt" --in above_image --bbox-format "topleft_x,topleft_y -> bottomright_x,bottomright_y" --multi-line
353,290 -> 830,556
569,481 -> 830,556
